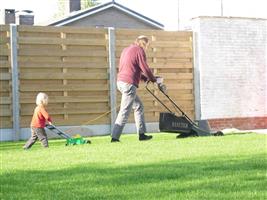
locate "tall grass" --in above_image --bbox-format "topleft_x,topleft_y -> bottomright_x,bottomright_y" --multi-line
1,133 -> 266,200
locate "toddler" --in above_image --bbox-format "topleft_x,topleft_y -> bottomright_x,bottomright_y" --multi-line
23,92 -> 52,149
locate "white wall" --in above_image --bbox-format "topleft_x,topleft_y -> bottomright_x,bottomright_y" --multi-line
192,17 -> 267,119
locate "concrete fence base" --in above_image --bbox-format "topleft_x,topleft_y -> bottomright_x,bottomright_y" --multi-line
0,122 -> 160,141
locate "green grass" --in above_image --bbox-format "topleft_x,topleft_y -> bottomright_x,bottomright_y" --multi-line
1,133 -> 266,200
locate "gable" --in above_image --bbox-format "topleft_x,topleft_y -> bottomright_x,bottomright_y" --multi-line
49,2 -> 163,29
64,7 -> 162,29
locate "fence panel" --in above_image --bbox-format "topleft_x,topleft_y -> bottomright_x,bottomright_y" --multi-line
0,25 -> 194,134
115,29 -> 194,123
17,26 -> 110,127
0,25 -> 12,128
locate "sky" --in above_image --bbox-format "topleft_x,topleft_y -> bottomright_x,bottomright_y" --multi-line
0,0 -> 267,30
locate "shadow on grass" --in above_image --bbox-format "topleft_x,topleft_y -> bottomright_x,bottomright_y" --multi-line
1,154 -> 266,200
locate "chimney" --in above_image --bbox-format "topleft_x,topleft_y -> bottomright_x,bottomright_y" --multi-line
69,0 -> 81,13
16,10 -> 34,25
3,9 -> 16,24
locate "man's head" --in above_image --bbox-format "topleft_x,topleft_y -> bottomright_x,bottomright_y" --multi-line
135,35 -> 149,50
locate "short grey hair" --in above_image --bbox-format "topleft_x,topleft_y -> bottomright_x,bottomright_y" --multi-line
135,35 -> 149,44
135,35 -> 149,49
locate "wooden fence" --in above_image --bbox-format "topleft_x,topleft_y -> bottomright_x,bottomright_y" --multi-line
0,25 -> 194,138
0,25 -> 12,128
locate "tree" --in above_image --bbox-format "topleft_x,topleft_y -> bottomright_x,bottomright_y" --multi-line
54,0 -> 100,19
81,0 -> 100,9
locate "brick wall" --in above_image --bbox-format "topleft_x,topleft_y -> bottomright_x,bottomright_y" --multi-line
209,117 -> 267,130
192,17 -> 267,130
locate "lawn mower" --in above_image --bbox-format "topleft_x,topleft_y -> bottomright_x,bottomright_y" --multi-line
46,124 -> 91,145
146,82 -> 223,138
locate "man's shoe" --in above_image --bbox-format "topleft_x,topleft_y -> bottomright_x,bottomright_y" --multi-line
23,146 -> 29,150
111,138 -> 120,143
139,134 -> 153,141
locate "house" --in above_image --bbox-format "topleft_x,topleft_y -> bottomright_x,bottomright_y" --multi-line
0,9 -> 34,25
48,0 -> 164,30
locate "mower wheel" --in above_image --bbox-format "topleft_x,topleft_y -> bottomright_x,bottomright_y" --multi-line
214,131 -> 224,136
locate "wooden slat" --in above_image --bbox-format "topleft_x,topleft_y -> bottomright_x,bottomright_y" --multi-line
0,97 -> 11,104
18,25 -> 107,34
0,107 -> 11,117
20,84 -> 109,92
141,94 -> 193,101
156,73 -> 193,80
0,120 -> 12,128
116,40 -> 191,48
149,51 -> 192,59
116,51 -> 192,59
116,28 -> 192,38
19,61 -> 108,69
0,48 -> 10,56
0,61 -> 10,68
21,107 -> 110,115
19,49 -> 108,57
20,72 -> 107,80
20,116 -> 110,127
18,37 -> 107,46
0,73 -> 11,80
0,84 -> 11,92
163,83 -> 193,90
21,117 -> 109,127
151,63 -> 192,69
20,96 -> 109,104
0,38 -> 10,44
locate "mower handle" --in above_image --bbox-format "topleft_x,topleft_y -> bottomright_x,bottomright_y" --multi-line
145,81 -> 173,113
145,81 -> 196,126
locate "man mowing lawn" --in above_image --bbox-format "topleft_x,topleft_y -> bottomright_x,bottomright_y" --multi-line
111,35 -> 163,142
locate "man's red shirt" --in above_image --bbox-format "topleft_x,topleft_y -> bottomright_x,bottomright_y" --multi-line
117,44 -> 156,87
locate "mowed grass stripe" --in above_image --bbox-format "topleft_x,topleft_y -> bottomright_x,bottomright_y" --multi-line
1,133 -> 266,200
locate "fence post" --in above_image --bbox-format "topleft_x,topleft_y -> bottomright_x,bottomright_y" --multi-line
10,24 -> 20,141
108,27 -> 117,133
192,31 -> 201,120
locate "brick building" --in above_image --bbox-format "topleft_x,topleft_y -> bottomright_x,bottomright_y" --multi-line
192,16 -> 267,130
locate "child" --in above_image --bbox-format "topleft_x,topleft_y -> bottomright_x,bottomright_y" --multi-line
23,92 -> 52,149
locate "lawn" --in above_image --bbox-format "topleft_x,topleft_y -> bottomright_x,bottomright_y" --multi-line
1,133 -> 266,200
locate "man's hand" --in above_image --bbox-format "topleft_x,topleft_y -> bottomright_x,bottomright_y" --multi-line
156,76 -> 163,84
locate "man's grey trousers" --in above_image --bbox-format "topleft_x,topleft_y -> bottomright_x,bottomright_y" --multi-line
111,81 -> 147,140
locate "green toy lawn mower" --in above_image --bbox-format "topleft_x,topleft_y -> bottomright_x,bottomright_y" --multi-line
46,124 -> 91,146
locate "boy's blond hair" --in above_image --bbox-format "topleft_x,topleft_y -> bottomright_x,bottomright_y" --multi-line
36,92 -> 49,106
